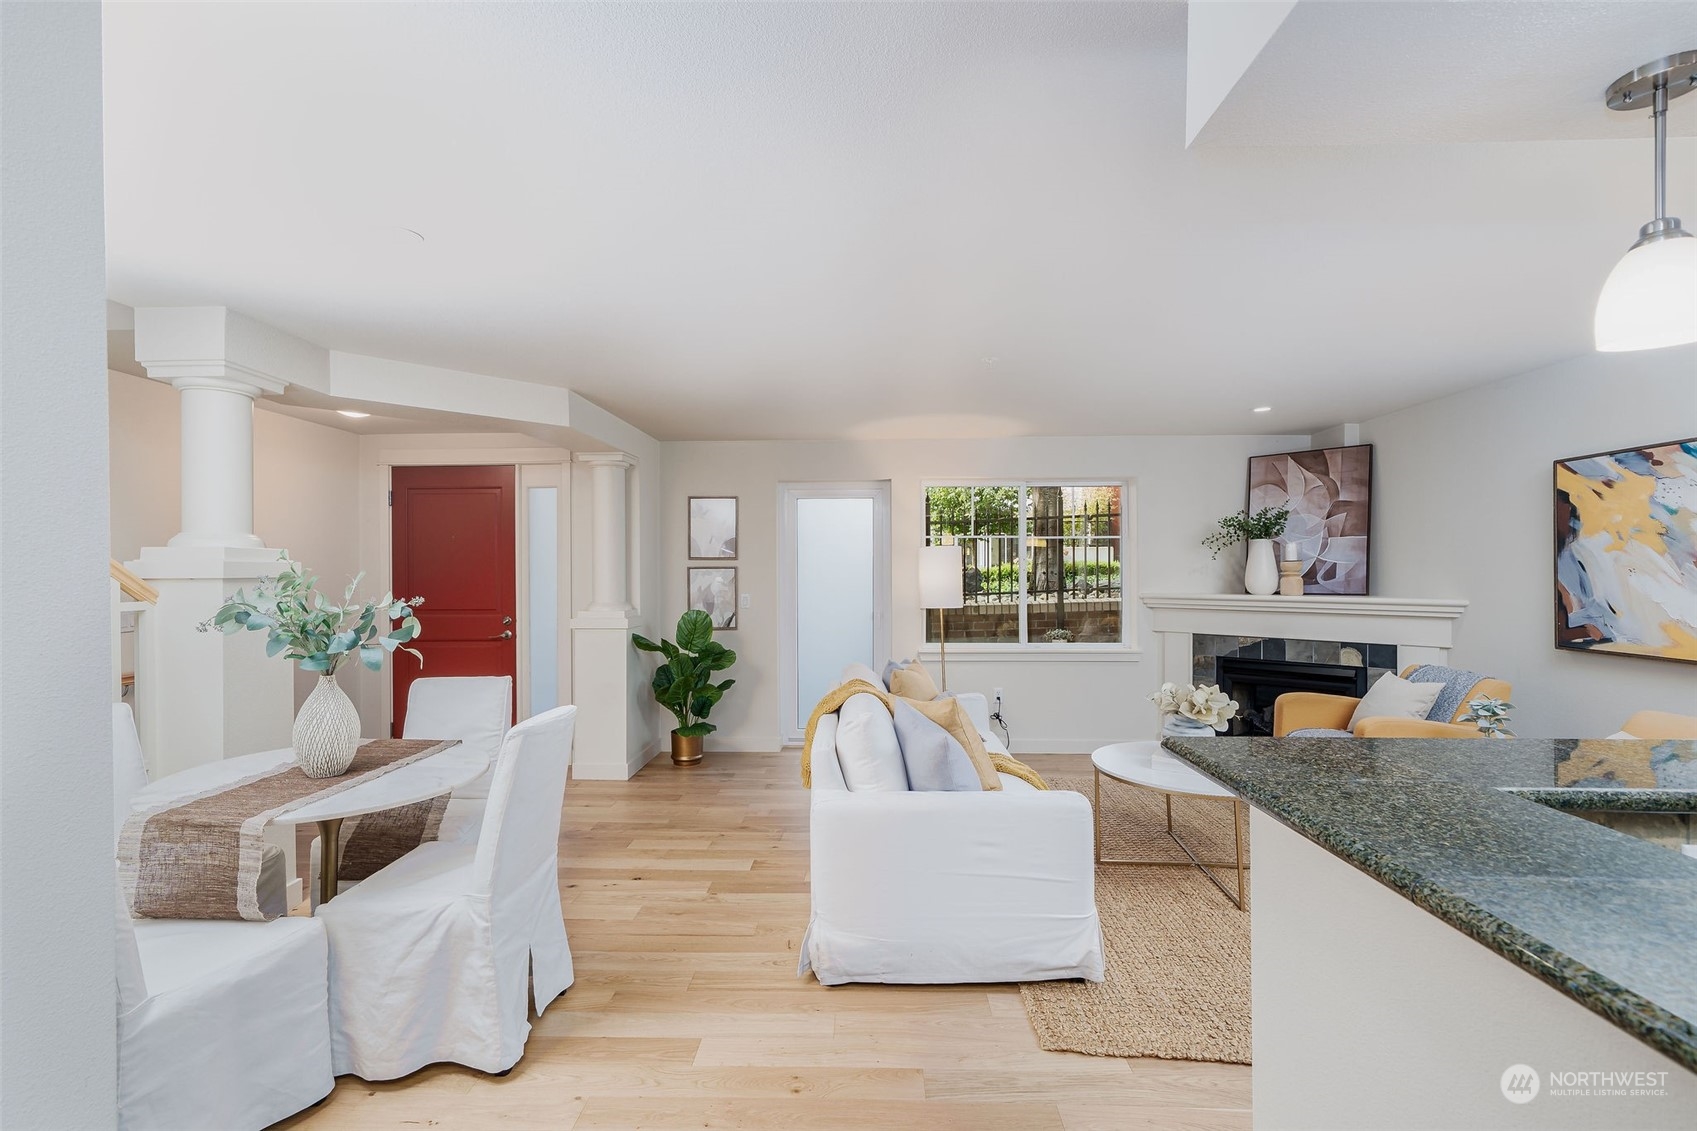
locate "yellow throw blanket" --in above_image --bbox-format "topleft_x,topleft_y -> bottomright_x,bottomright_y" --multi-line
800,679 -> 1048,791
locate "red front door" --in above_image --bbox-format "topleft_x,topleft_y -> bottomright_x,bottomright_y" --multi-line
390,465 -> 517,735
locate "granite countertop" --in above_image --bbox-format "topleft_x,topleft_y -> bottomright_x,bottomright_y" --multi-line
1161,735 -> 1697,1073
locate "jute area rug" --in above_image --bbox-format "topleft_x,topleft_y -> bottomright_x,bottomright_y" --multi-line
1020,773 -> 1252,1064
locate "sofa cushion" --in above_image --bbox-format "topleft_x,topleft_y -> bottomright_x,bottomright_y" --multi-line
997,772 -> 1039,792
1348,672 -> 1444,730
880,658 -> 916,690
889,661 -> 940,702
839,663 -> 883,690
835,693 -> 908,791
903,696 -> 1001,791
890,698 -> 981,791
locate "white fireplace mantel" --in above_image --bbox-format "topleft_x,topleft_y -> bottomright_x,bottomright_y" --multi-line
1139,593 -> 1469,686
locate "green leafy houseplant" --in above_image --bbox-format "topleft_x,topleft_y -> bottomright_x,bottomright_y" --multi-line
1202,505 -> 1291,559
200,556 -> 424,673
633,610 -> 737,748
1460,696 -> 1515,738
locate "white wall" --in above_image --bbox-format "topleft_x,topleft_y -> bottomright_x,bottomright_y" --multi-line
659,434 -> 1307,753
1358,345 -> 1697,738
0,3 -> 117,1125
109,371 -> 367,715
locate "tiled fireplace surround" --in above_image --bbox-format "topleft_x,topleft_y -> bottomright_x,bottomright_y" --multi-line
1141,593 -> 1471,730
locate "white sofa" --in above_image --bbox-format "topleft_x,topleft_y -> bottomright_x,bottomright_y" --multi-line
799,664 -> 1104,986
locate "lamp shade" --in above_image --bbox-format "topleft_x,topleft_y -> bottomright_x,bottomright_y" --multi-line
1595,235 -> 1697,352
917,545 -> 965,609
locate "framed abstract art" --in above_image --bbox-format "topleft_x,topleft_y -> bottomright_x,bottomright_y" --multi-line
688,497 -> 738,559
1247,444 -> 1373,595
1554,437 -> 1697,665
688,567 -> 738,631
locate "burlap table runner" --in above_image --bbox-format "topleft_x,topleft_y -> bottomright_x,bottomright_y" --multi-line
119,738 -> 459,921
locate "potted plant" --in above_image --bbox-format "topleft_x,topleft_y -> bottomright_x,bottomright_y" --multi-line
203,557 -> 423,777
1460,696 -> 1515,738
1150,682 -> 1240,737
633,609 -> 737,766
1202,505 -> 1291,595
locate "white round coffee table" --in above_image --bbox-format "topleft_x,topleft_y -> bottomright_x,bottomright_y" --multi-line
1091,741 -> 1247,910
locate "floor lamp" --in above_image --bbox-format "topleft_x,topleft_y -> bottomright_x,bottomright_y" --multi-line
918,544 -> 965,692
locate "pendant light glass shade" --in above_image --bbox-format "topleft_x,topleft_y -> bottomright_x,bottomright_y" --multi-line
1595,52 -> 1697,352
1594,234 -> 1697,352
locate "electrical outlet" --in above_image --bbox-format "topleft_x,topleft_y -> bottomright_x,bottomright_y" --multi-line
993,687 -> 1004,703
739,592 -> 751,608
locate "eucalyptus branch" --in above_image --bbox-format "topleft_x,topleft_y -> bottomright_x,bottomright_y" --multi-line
199,555 -> 425,675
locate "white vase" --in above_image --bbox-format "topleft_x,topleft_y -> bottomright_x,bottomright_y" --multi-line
293,672 -> 361,778
1244,538 -> 1279,596
1162,715 -> 1216,738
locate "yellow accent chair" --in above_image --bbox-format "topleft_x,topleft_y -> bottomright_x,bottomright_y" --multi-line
1617,711 -> 1697,741
1273,665 -> 1513,739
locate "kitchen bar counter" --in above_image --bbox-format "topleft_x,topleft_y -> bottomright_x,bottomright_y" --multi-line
1162,735 -> 1697,1080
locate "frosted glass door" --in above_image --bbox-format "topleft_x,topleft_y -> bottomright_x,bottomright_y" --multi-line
795,497 -> 876,726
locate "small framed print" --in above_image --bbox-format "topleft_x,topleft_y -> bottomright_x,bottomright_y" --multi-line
688,567 -> 738,630
688,496 -> 738,559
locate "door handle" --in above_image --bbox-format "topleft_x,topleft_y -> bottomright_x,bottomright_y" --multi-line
489,630 -> 514,640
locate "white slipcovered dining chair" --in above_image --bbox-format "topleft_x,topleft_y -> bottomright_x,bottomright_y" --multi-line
309,675 -> 512,907
112,705 -> 334,1131
318,704 -> 578,1080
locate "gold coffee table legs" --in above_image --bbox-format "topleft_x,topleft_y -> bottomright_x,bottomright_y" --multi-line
317,817 -> 343,909
1093,768 -> 1248,911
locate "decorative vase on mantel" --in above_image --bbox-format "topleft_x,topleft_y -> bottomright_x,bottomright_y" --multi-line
1243,538 -> 1279,596
293,673 -> 361,778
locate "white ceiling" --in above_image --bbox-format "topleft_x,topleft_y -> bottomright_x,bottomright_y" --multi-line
102,2 -> 1697,442
1195,1 -> 1697,146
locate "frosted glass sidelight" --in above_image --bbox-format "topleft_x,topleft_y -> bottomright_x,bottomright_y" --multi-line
527,487 -> 559,715
796,497 -> 876,724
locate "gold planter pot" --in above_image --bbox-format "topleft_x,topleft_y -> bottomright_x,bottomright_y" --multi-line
671,731 -> 704,766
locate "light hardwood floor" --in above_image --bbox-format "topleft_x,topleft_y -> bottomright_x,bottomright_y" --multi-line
281,752 -> 1251,1130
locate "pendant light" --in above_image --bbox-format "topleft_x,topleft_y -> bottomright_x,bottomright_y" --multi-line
1594,51 -> 1697,352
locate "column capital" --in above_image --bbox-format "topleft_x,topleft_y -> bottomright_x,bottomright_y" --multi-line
165,370 -> 286,399
575,450 -> 636,470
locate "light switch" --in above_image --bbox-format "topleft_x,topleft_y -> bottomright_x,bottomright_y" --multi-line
739,593 -> 751,608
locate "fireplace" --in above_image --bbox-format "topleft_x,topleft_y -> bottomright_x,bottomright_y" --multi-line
1216,656 -> 1369,737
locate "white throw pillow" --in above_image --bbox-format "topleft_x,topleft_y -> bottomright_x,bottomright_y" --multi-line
834,693 -> 908,791
1348,672 -> 1445,731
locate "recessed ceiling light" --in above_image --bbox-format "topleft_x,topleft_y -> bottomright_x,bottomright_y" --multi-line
337,410 -> 370,419
1253,406 -> 1273,413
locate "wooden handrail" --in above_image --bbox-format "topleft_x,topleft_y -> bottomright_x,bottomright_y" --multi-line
110,559 -> 158,604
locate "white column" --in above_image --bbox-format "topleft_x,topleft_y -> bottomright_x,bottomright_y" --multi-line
570,450 -> 652,780
577,451 -> 634,612
169,376 -> 266,548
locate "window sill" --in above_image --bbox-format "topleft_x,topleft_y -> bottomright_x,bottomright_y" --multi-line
916,644 -> 1142,663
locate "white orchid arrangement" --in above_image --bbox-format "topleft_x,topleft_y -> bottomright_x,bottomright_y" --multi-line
1460,696 -> 1515,738
1149,682 -> 1240,731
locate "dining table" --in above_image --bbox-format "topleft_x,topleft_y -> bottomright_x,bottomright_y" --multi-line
129,739 -> 492,909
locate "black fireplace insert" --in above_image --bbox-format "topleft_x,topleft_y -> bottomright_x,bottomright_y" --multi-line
1215,656 -> 1369,737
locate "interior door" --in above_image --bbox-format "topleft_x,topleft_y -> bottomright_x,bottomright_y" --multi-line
390,465 -> 517,735
779,482 -> 892,744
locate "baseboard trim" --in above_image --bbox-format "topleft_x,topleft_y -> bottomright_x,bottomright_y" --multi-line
706,733 -> 786,754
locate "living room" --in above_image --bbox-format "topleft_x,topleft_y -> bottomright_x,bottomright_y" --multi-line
3,3 -> 1695,1130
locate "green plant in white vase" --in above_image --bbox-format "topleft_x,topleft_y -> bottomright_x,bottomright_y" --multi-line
1460,696 -> 1515,738
202,557 -> 424,777
1202,506 -> 1291,596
